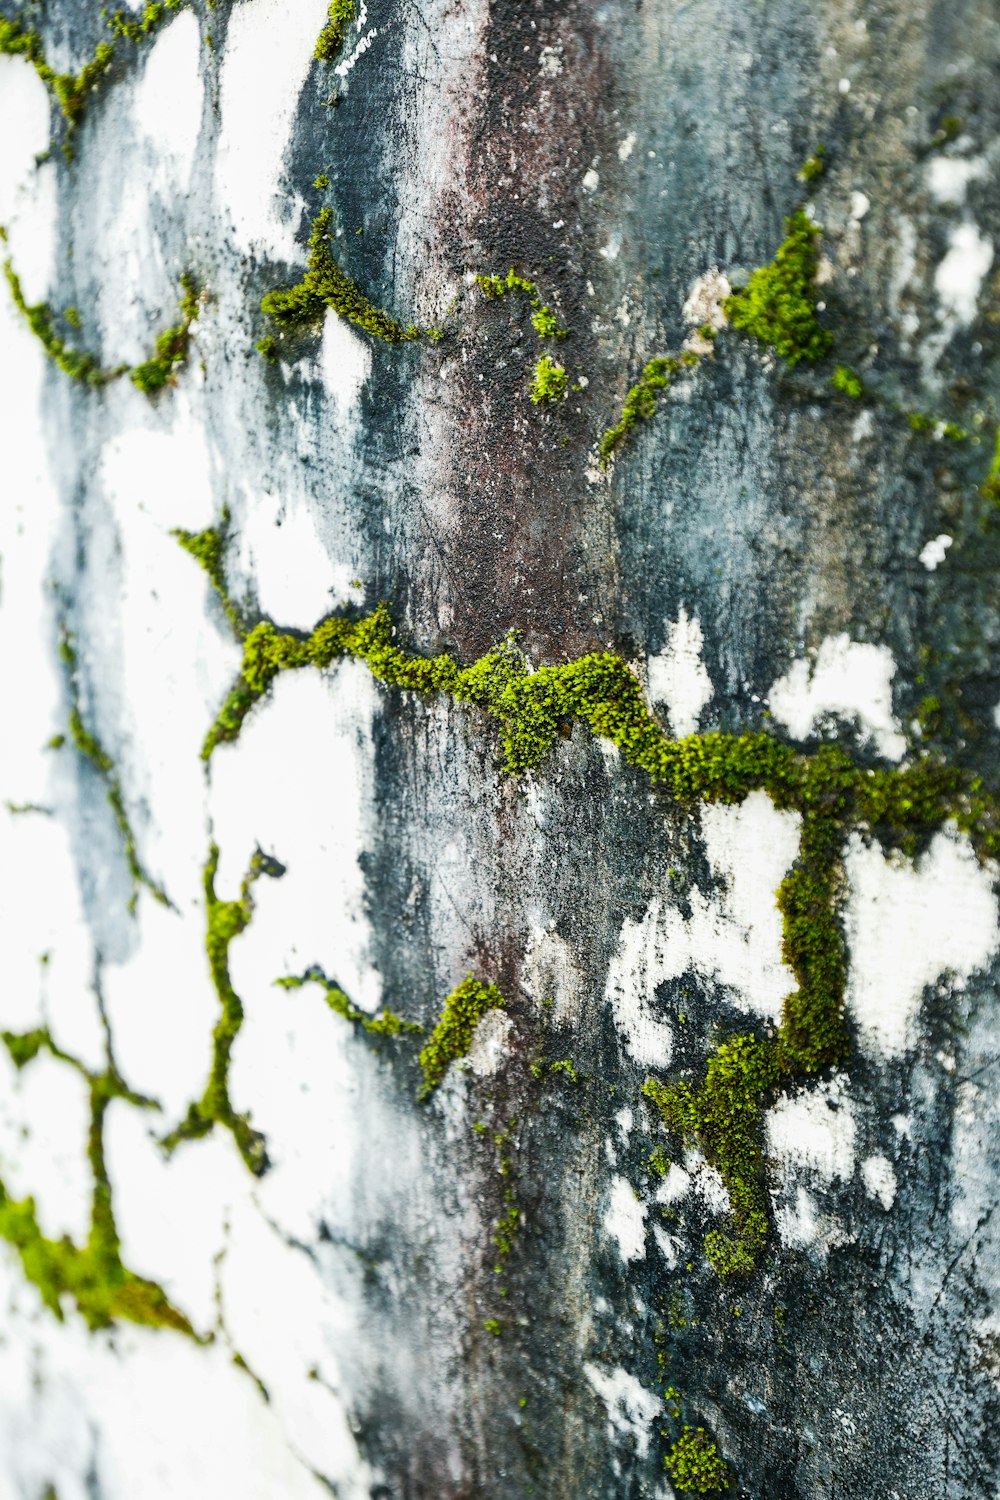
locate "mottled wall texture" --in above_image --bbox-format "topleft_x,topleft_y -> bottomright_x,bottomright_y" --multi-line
1,0 -> 1000,1496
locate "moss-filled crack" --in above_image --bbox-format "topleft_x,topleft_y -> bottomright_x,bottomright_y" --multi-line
0,1026 -> 193,1333
276,966 -> 423,1038
3,252 -> 201,395
161,843 -> 284,1174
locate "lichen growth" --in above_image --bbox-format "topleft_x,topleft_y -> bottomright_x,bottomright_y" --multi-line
161,845 -> 283,1174
417,975 -> 507,1098
530,353 -> 568,404
314,0 -> 355,62
723,209 -> 832,365
664,1427 -> 732,1494
260,208 -> 421,348
0,1027 -> 192,1334
276,966 -> 423,1037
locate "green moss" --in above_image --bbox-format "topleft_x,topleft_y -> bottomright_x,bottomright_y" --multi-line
797,145 -> 826,183
261,207 -> 421,346
161,845 -> 282,1174
315,0 -> 355,61
0,17 -> 113,133
172,507 -> 241,632
530,353 -> 568,404
105,1 -> 185,41
983,427 -> 1000,505
417,975 -> 507,1098
832,364 -> 864,398
0,1028 -> 192,1334
483,1316 -> 502,1336
130,273 -> 200,395
313,173 -> 330,190
665,1427 -> 732,1493
599,356 -> 680,460
723,209 -> 832,365
276,966 -> 423,1037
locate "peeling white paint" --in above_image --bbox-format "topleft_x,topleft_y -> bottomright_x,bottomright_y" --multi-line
934,222 -> 994,325
604,1175 -> 647,1262
321,309 -> 372,409
647,609 -> 714,736
766,1076 -> 857,1184
926,155 -> 988,205
861,1154 -> 897,1209
768,634 -> 906,761
844,827 -> 999,1059
133,11 -> 203,185
583,1362 -> 662,1460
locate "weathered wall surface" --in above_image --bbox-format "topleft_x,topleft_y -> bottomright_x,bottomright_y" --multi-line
1,1 -> 1000,1497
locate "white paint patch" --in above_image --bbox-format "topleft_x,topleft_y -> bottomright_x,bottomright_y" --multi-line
605,792 -> 801,1063
919,533 -> 952,570
466,1007 -> 513,1077
768,634 -> 906,761
0,1050 -> 93,1245
617,132 -> 637,161
583,1362 -> 662,1460
766,1076 -> 857,1184
926,155 -> 988,205
655,1162 -> 691,1205
603,1176 -> 647,1262
861,1154 -> 897,1209
241,489 -> 356,631
647,608 -> 714,736
934,222 -> 994,325
0,56 -> 51,227
215,0 -> 332,262
133,10 -> 203,185
321,309 -> 372,408
844,826 -> 999,1059
582,168 -> 600,193
210,664 -> 383,1017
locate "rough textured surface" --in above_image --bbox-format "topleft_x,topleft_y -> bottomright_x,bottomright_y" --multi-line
1,1 -> 1000,1497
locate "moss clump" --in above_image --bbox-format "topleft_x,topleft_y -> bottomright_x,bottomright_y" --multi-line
475,267 -> 567,338
172,507 -> 241,631
530,353 -> 568,404
161,845 -> 281,1174
3,259 -> 120,385
797,145 -> 826,183
724,209 -> 832,365
0,1027 -> 192,1334
314,0 -> 355,61
105,1 -> 184,41
417,975 -> 507,1098
600,355 -> 680,459
983,427 -> 1000,505
130,274 -> 200,394
832,363 -> 864,398
276,967 -> 423,1037
261,207 -> 421,346
665,1427 -> 732,1494
0,17 -> 113,135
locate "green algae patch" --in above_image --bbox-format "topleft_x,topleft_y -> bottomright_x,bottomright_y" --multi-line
315,0 -> 355,61
0,1029 -> 192,1335
665,1426 -> 732,1494
261,208 -> 421,348
130,274 -> 200,394
417,976 -> 507,1098
530,353 -> 568,404
600,355 -> 681,460
723,209 -> 831,365
277,967 -> 423,1038
161,845 -> 282,1174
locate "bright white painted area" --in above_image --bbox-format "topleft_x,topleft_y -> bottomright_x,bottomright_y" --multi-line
768,634 -> 906,760
844,827 -> 999,1059
583,1362 -> 662,1460
241,488 -> 358,630
215,0 -> 332,262
926,155 -> 988,205
605,791 -> 800,1064
321,309 -> 372,408
919,533 -> 952,570
934,222 -> 994,325
210,663 -> 383,1015
133,11 -> 204,184
861,1154 -> 897,1209
0,1050 -> 93,1245
647,609 -> 714,736
766,1076 -> 857,1184
603,1175 -> 647,1261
